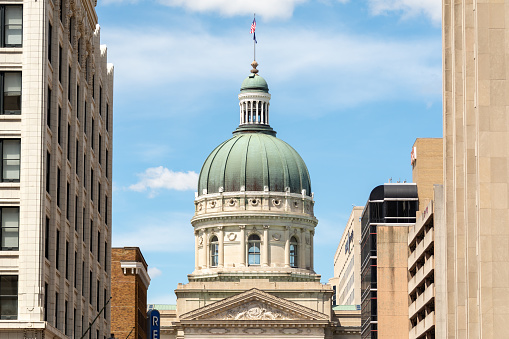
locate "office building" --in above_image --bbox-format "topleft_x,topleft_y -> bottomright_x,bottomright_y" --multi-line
111,247 -> 150,339
360,183 -> 418,339
407,138 -> 443,339
0,0 -> 113,338
329,206 -> 362,307
442,0 -> 509,336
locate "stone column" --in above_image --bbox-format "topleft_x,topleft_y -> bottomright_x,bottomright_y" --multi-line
203,230 -> 208,269
255,100 -> 258,123
239,225 -> 246,267
310,230 -> 314,271
284,226 -> 290,268
200,230 -> 206,269
261,102 -> 265,124
194,230 -> 199,270
249,101 -> 253,124
300,228 -> 306,269
218,226 -> 224,268
239,103 -> 242,124
262,225 -> 269,267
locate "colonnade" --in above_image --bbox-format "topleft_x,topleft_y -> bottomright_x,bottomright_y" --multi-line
239,100 -> 269,125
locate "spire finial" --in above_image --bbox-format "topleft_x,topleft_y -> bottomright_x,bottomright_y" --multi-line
251,61 -> 259,74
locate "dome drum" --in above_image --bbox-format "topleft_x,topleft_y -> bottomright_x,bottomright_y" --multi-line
193,191 -> 315,219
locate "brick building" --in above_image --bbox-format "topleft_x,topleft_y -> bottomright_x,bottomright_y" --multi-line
111,247 -> 150,339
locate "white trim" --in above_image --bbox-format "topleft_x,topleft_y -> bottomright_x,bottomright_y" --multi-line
120,261 -> 151,288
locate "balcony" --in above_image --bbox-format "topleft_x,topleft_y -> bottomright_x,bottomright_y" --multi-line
408,228 -> 434,270
408,283 -> 435,319
408,255 -> 434,295
409,311 -> 435,339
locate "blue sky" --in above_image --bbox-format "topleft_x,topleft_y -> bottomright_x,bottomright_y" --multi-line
96,0 -> 442,304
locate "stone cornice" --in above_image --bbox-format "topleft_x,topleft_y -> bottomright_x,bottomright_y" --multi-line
191,212 -> 318,227
120,261 -> 151,288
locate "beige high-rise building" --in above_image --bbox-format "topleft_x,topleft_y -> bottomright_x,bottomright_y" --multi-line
329,206 -> 362,307
442,0 -> 509,337
0,0 -> 113,338
407,138 -> 443,339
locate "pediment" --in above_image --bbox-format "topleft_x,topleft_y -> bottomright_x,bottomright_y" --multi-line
179,288 -> 329,322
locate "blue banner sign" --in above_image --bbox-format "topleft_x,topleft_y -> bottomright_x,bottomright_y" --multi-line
147,309 -> 160,339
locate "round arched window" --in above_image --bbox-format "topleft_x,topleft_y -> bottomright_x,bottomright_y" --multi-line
248,234 -> 261,265
210,236 -> 218,267
290,236 -> 298,268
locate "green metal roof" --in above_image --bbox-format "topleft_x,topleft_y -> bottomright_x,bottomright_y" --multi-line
240,73 -> 269,93
198,132 -> 311,196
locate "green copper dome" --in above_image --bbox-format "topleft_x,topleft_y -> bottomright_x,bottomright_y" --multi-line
240,73 -> 269,93
198,132 -> 311,196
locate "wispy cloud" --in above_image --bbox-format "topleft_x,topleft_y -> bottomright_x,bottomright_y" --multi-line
103,27 -> 441,111
129,166 -> 198,196
368,0 -> 442,23
148,267 -> 162,279
157,0 -> 307,20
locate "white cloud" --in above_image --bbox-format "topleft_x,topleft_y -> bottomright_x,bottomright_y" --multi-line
368,0 -> 442,23
103,26 -> 441,111
148,267 -> 163,279
157,0 -> 307,20
129,166 -> 198,196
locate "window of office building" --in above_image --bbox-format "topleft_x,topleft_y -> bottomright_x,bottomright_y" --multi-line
56,229 -> 60,270
45,151 -> 50,193
0,139 -> 20,182
47,86 -> 51,127
1,207 -> 18,251
0,275 -> 17,319
1,6 -> 22,47
47,21 -> 52,62
0,72 -> 21,115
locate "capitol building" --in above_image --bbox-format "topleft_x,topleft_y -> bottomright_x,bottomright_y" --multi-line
158,62 -> 360,338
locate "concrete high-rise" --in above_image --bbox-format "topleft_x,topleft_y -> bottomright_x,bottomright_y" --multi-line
0,0 -> 113,338
407,138 -> 444,339
329,206 -> 362,307
442,0 -> 509,337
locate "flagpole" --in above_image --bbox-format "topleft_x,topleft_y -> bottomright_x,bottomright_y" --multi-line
253,13 -> 256,61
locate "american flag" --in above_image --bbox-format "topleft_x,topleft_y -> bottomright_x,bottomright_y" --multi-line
250,18 -> 256,34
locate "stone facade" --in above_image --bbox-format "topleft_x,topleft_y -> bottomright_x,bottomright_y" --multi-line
111,247 -> 150,339
0,0 -> 113,338
407,138 -> 443,339
442,0 -> 509,337
329,206 -> 362,307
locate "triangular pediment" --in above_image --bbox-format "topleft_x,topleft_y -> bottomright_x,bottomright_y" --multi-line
179,288 -> 329,322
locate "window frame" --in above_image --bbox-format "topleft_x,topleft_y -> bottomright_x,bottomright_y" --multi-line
0,139 -> 20,182
0,275 -> 18,319
1,5 -> 22,48
290,236 -> 298,268
209,235 -> 218,267
248,234 -> 261,266
0,207 -> 19,251
0,72 -> 21,115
